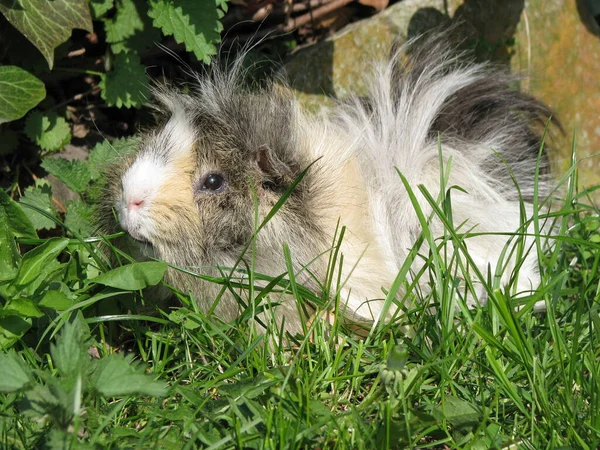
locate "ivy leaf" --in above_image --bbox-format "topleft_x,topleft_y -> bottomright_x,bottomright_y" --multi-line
99,53 -> 149,108
148,0 -> 224,64
19,180 -> 57,231
91,353 -> 167,397
0,0 -> 92,69
41,158 -> 91,194
0,66 -> 46,124
25,111 -> 72,152
64,200 -> 94,236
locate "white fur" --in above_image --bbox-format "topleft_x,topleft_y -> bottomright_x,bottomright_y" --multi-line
301,56 -> 547,321
107,37 -> 554,332
119,154 -> 163,242
118,115 -> 196,242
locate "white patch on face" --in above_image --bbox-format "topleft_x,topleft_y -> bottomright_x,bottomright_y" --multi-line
116,112 -> 197,243
117,153 -> 166,242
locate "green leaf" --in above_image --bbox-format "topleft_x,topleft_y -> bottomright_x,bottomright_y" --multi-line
0,351 -> 33,392
0,0 -> 93,69
0,189 -> 37,239
0,316 -> 31,350
25,111 -> 72,152
19,179 -> 57,231
148,0 -> 224,64
88,137 -> 137,180
0,221 -> 20,282
41,157 -> 91,194
64,200 -> 94,236
92,353 -> 167,397
91,0 -> 114,18
99,52 -> 149,108
433,395 -> 481,430
92,262 -> 168,290
3,298 -> 44,318
104,0 -> 144,44
51,322 -> 89,379
14,238 -> 69,288
0,66 -> 46,124
106,0 -> 161,55
0,127 -> 19,155
39,289 -> 73,311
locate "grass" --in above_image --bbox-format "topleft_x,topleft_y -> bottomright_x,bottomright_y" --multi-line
1,150 -> 600,449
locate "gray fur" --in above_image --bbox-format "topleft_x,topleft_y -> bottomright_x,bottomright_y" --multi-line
99,33 -> 557,333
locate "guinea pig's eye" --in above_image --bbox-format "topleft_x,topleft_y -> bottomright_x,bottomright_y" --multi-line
197,172 -> 227,194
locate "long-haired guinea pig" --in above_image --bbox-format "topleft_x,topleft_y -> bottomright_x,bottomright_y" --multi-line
99,33 -> 557,334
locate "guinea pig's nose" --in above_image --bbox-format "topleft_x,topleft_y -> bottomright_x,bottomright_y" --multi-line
127,197 -> 145,210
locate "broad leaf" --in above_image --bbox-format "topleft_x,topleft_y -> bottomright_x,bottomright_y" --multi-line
3,298 -> 44,318
0,351 -> 33,392
0,221 -> 20,282
92,262 -> 168,290
0,316 -> 31,350
148,0 -> 224,64
19,180 -> 57,231
14,238 -> 69,288
0,66 -> 45,124
104,0 -> 144,43
0,0 -> 93,69
99,52 -> 149,108
38,290 -> 73,311
0,189 -> 37,239
41,157 -> 91,194
51,322 -> 89,379
433,395 -> 481,430
64,200 -> 94,236
92,353 -> 167,397
88,137 -> 137,180
91,0 -> 115,18
106,0 -> 161,55
25,111 -> 72,152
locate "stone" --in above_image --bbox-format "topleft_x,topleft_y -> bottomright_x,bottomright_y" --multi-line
511,0 -> 600,197
283,0 -> 600,194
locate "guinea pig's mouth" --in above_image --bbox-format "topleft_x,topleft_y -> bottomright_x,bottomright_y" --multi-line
123,233 -> 155,259
127,232 -> 150,244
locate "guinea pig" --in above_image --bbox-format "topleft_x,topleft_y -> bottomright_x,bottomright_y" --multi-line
99,33 -> 557,335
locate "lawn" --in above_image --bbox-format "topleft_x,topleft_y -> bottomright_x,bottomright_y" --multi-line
1,143 -> 599,449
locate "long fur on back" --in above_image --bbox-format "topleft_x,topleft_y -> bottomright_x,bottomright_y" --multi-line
325,33 -> 557,304
101,31 -> 558,331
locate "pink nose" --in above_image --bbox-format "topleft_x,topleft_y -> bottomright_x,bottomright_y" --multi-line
127,197 -> 145,210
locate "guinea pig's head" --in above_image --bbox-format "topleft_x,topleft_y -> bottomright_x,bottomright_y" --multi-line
102,81 -> 314,270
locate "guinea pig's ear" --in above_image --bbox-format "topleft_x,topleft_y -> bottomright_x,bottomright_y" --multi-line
254,145 -> 293,187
